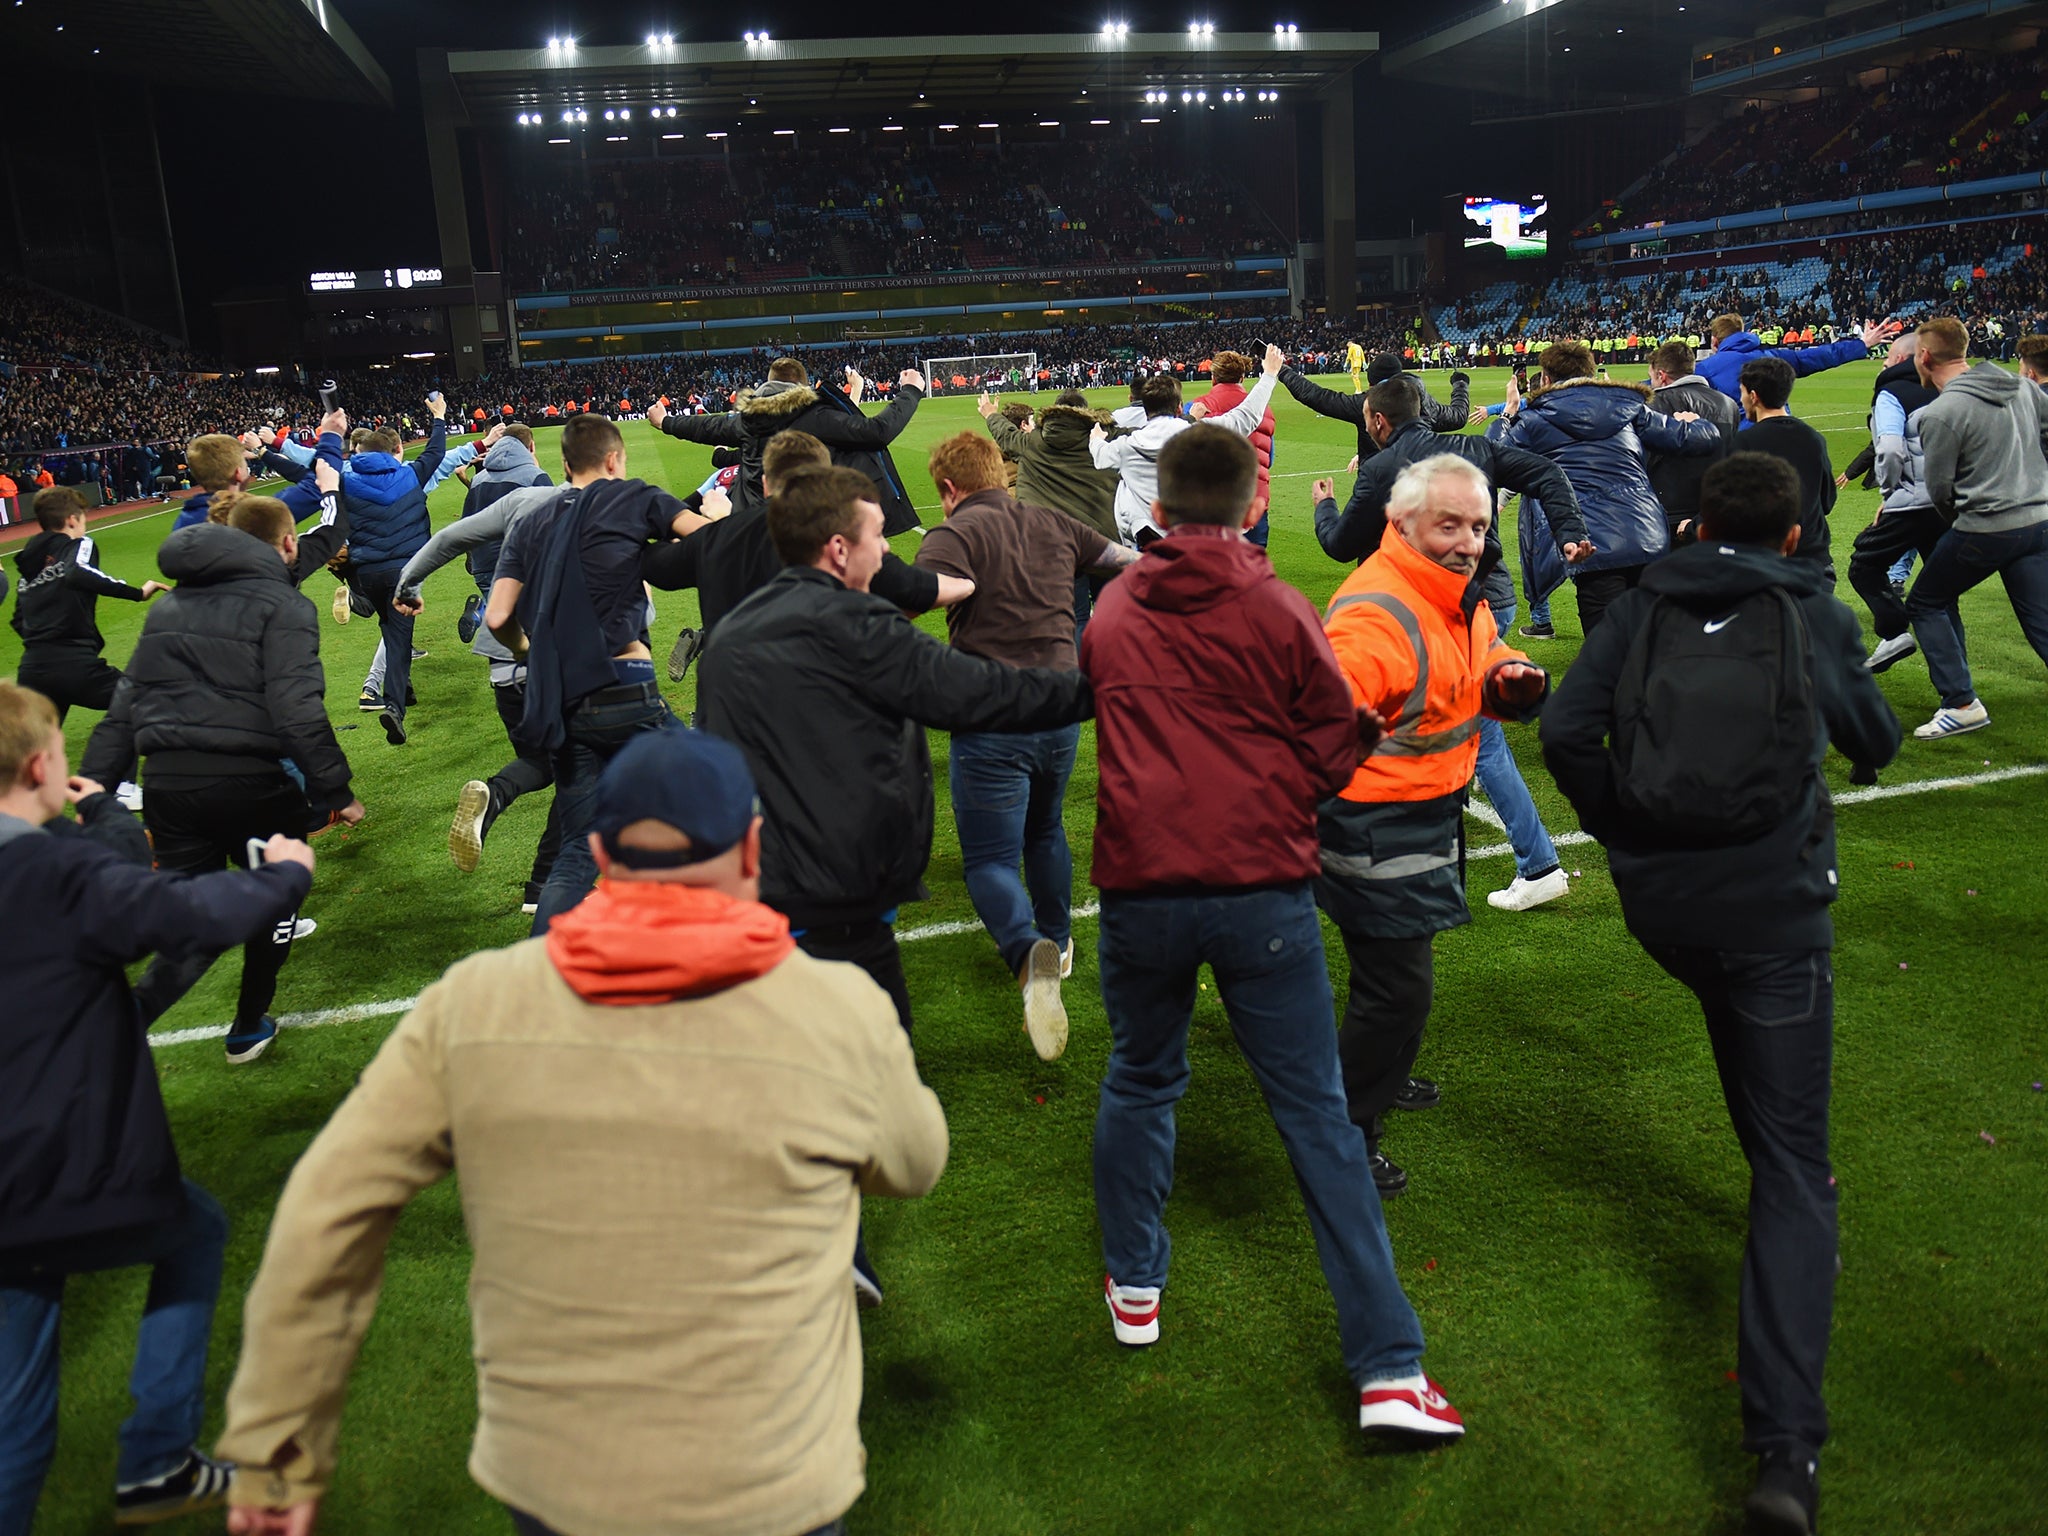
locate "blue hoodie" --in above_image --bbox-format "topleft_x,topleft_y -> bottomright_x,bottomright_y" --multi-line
340,419 -> 447,567
170,433 -> 346,534
1697,330 -> 1869,401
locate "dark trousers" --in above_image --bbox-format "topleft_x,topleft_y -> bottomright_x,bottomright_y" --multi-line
1573,564 -> 1644,635
1849,503 -> 1949,641
794,920 -> 912,1035
509,1511 -> 843,1536
133,777 -> 311,1030
15,650 -> 121,724
352,563 -> 416,722
532,681 -> 675,935
1333,933 -> 1434,1145
1643,944 -> 1836,1457
1906,519 -> 2048,707
490,681 -> 563,895
0,1182 -> 228,1526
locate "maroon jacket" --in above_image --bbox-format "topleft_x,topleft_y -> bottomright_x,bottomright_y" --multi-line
1082,524 -> 1361,892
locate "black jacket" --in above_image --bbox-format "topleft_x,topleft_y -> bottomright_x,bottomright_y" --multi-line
657,381 -> 925,534
80,524 -> 354,816
0,796 -> 308,1264
641,504 -> 937,633
10,531 -> 149,655
1647,373 -> 1739,536
1277,365 -> 1470,466
1313,417 -> 1590,565
1539,542 -> 1900,951
698,565 -> 1092,927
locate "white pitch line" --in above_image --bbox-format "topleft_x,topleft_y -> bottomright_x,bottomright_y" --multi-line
147,763 -> 2042,1050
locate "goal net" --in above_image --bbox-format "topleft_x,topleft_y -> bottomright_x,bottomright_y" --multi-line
922,351 -> 1041,396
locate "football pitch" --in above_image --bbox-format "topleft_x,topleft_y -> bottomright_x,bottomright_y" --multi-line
7,366 -> 2045,1535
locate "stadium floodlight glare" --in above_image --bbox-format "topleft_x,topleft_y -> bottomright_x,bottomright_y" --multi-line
1180,90 -> 1192,102
621,107 -> 631,118
577,108 -> 589,121
829,126 -> 851,133
547,35 -> 559,49
978,121 -> 998,128
605,108 -> 616,120
663,31 -> 674,43
646,33 -> 657,45
1091,118 -> 1109,124
773,127 -> 795,134
1195,89 -> 1207,102
563,38 -> 575,53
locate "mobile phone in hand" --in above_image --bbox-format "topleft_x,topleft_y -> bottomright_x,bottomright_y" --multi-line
317,378 -> 340,412
245,836 -> 267,870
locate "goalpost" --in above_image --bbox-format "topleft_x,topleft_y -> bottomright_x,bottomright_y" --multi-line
921,351 -> 1040,397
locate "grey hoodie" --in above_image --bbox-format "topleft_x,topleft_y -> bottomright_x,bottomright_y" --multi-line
1919,362 -> 2048,533
473,436 -> 550,489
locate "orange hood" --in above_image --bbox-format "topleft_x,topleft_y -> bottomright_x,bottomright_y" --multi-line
545,880 -> 795,1006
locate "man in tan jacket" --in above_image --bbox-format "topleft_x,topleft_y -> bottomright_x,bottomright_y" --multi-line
219,727 -> 950,1536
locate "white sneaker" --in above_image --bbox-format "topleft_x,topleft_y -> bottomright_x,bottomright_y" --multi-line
450,780 -> 490,874
1914,700 -> 1990,739
1486,866 -> 1569,912
1359,1374 -> 1466,1441
115,780 -> 144,812
1059,937 -> 1074,979
1020,938 -> 1068,1061
291,918 -> 317,941
1864,632 -> 1918,672
1105,1275 -> 1160,1346
331,583 -> 351,624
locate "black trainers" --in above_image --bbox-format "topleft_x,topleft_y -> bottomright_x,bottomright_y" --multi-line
458,592 -> 484,644
668,626 -> 705,683
114,1449 -> 232,1524
358,687 -> 385,713
1745,1450 -> 1819,1535
1520,622 -> 1556,640
348,589 -> 375,619
1367,1147 -> 1408,1197
380,707 -> 408,746
1392,1076 -> 1441,1111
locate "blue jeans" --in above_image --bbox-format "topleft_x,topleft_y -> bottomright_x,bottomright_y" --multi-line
531,682 -> 674,935
1475,719 -> 1559,878
0,1182 -> 228,1530
949,725 -> 1081,973
1642,947 -> 1836,1456
1093,884 -> 1426,1386
1886,547 -> 1917,587
1907,520 -> 2048,706
1527,594 -> 1552,628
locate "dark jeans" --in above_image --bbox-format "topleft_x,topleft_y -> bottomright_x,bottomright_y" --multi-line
1573,563 -> 1644,635
1072,574 -> 1108,653
1333,932 -> 1434,1145
531,681 -> 674,935
352,562 -> 417,721
1093,884 -> 1426,1386
1906,520 -> 2048,707
490,681 -> 563,894
1848,503 -> 1949,642
0,1182 -> 228,1528
15,650 -> 120,724
794,919 -> 912,1036
510,1511 -> 843,1536
134,776 -> 311,1030
1643,945 -> 1836,1457
949,724 -> 1080,974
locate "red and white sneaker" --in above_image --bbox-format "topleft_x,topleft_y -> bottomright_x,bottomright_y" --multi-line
1104,1275 -> 1160,1346
1359,1376 -> 1465,1442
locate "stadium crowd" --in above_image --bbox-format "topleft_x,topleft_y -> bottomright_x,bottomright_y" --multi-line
8,286 -> 2048,1536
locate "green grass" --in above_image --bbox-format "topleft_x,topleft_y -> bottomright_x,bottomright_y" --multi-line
9,368 -> 2046,1535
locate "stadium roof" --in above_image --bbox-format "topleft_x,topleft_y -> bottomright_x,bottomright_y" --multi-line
0,0 -> 392,106
441,31 -> 1378,124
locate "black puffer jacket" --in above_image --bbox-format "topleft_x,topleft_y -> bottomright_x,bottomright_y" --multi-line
699,565 -> 1091,928
1277,365 -> 1471,466
1648,373 -> 1739,536
80,524 -> 353,815
657,380 -> 925,533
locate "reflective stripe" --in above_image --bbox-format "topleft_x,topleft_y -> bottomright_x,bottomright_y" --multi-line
1320,844 -> 1461,881
1324,589 -> 1477,759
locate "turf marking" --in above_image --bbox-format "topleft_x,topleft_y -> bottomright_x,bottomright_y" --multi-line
147,762 -> 2045,1050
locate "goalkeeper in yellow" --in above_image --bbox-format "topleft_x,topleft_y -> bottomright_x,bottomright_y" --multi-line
1346,340 -> 1366,392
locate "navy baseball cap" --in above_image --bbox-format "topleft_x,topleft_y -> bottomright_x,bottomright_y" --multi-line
592,726 -> 760,869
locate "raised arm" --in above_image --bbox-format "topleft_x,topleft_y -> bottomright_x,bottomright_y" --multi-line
1276,364 -> 1368,427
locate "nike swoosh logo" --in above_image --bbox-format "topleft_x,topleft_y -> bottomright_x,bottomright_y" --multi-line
1703,615 -> 1738,633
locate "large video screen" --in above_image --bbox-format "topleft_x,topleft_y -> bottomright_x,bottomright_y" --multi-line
1462,196 -> 1548,260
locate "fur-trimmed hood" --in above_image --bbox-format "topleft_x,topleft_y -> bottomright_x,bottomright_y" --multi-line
1036,402 -> 1116,428
733,381 -> 819,420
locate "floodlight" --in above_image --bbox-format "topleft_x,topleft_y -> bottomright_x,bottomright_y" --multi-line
647,33 -> 658,45
662,32 -> 674,43
1181,90 -> 1192,102
744,30 -> 755,41
621,107 -> 630,118
605,108 -> 616,120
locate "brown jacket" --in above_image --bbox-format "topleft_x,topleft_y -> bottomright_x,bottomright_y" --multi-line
217,937 -> 949,1536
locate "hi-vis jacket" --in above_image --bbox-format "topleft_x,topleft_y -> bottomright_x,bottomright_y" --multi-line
1315,525 -> 1545,938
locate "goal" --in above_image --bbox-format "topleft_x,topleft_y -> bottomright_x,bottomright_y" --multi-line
921,351 -> 1041,397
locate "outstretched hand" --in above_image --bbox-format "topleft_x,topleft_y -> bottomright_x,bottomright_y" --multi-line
899,368 -> 926,392
1263,343 -> 1285,377
647,400 -> 668,430
976,391 -> 998,419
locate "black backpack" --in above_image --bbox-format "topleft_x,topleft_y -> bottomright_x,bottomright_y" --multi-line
1610,586 -> 1818,844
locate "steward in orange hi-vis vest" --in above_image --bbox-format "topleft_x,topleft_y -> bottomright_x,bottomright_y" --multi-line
1313,456 -> 1549,1178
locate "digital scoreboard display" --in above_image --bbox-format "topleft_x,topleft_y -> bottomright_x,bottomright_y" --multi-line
308,267 -> 446,292
1461,197 -> 1548,260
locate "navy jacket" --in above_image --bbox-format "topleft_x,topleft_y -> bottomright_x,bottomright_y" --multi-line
1540,542 -> 1900,951
1506,378 -> 1721,574
0,797 -> 309,1262
340,419 -> 447,567
1697,330 -> 1870,401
